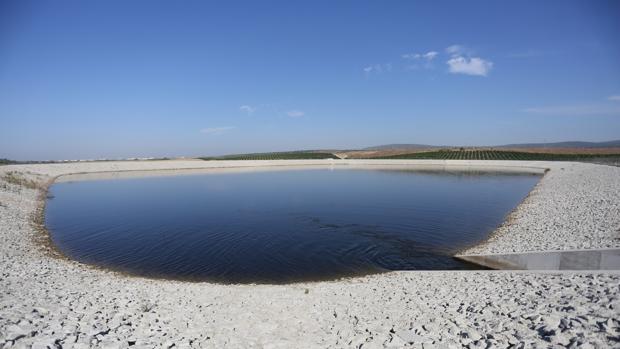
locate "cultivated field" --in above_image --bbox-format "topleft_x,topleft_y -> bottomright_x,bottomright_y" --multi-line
339,146 -> 620,159
373,149 -> 620,162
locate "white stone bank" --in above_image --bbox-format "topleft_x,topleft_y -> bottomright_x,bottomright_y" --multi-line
1,159 -> 619,348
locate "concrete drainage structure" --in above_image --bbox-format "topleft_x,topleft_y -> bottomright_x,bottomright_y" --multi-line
456,248 -> 620,270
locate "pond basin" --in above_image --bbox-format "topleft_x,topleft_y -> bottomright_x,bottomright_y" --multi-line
45,165 -> 542,283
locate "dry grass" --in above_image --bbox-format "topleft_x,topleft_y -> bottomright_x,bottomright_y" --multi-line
2,171 -> 42,190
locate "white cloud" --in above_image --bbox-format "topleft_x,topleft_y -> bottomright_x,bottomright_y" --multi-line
239,105 -> 256,115
401,51 -> 439,72
200,126 -> 235,135
402,51 -> 438,61
608,95 -> 620,101
444,44 -> 493,76
447,56 -> 493,76
286,110 -> 304,118
423,51 -> 438,60
522,104 -> 620,116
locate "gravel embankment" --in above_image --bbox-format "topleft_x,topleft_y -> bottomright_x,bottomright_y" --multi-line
462,161 -> 620,254
1,160 -> 619,348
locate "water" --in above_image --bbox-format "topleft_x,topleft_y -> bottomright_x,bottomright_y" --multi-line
45,167 -> 540,283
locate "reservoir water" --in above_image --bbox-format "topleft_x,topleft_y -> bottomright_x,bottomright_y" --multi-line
45,167 -> 540,283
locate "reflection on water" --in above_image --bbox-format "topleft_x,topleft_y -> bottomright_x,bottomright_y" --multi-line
45,167 -> 540,283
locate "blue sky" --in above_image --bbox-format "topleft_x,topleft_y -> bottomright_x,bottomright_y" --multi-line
1,0 -> 619,160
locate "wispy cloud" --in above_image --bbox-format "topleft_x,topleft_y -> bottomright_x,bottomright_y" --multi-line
447,56 -> 493,76
239,105 -> 256,115
286,110 -> 304,118
401,51 -> 438,71
363,63 -> 392,75
522,104 -> 620,116
402,51 -> 438,61
237,104 -> 306,119
608,95 -> 620,101
366,45 -> 492,77
424,51 -> 438,60
200,126 -> 235,135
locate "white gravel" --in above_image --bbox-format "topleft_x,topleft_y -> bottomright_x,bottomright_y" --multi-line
1,160 -> 619,348
461,161 -> 620,254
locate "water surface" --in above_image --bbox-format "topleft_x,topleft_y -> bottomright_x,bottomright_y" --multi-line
45,167 -> 540,283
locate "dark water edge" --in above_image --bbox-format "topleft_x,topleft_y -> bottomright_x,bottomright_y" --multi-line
45,168 -> 540,283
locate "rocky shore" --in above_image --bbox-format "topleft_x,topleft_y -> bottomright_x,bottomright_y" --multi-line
1,160 -> 619,348
462,162 -> 620,255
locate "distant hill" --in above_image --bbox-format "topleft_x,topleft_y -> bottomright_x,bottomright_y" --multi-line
363,144 -> 438,151
364,140 -> 620,150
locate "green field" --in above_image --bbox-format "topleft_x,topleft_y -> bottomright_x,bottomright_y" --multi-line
200,151 -> 340,161
376,149 -> 620,161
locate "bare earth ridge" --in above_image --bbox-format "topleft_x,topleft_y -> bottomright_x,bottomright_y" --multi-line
1,160 -> 619,348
